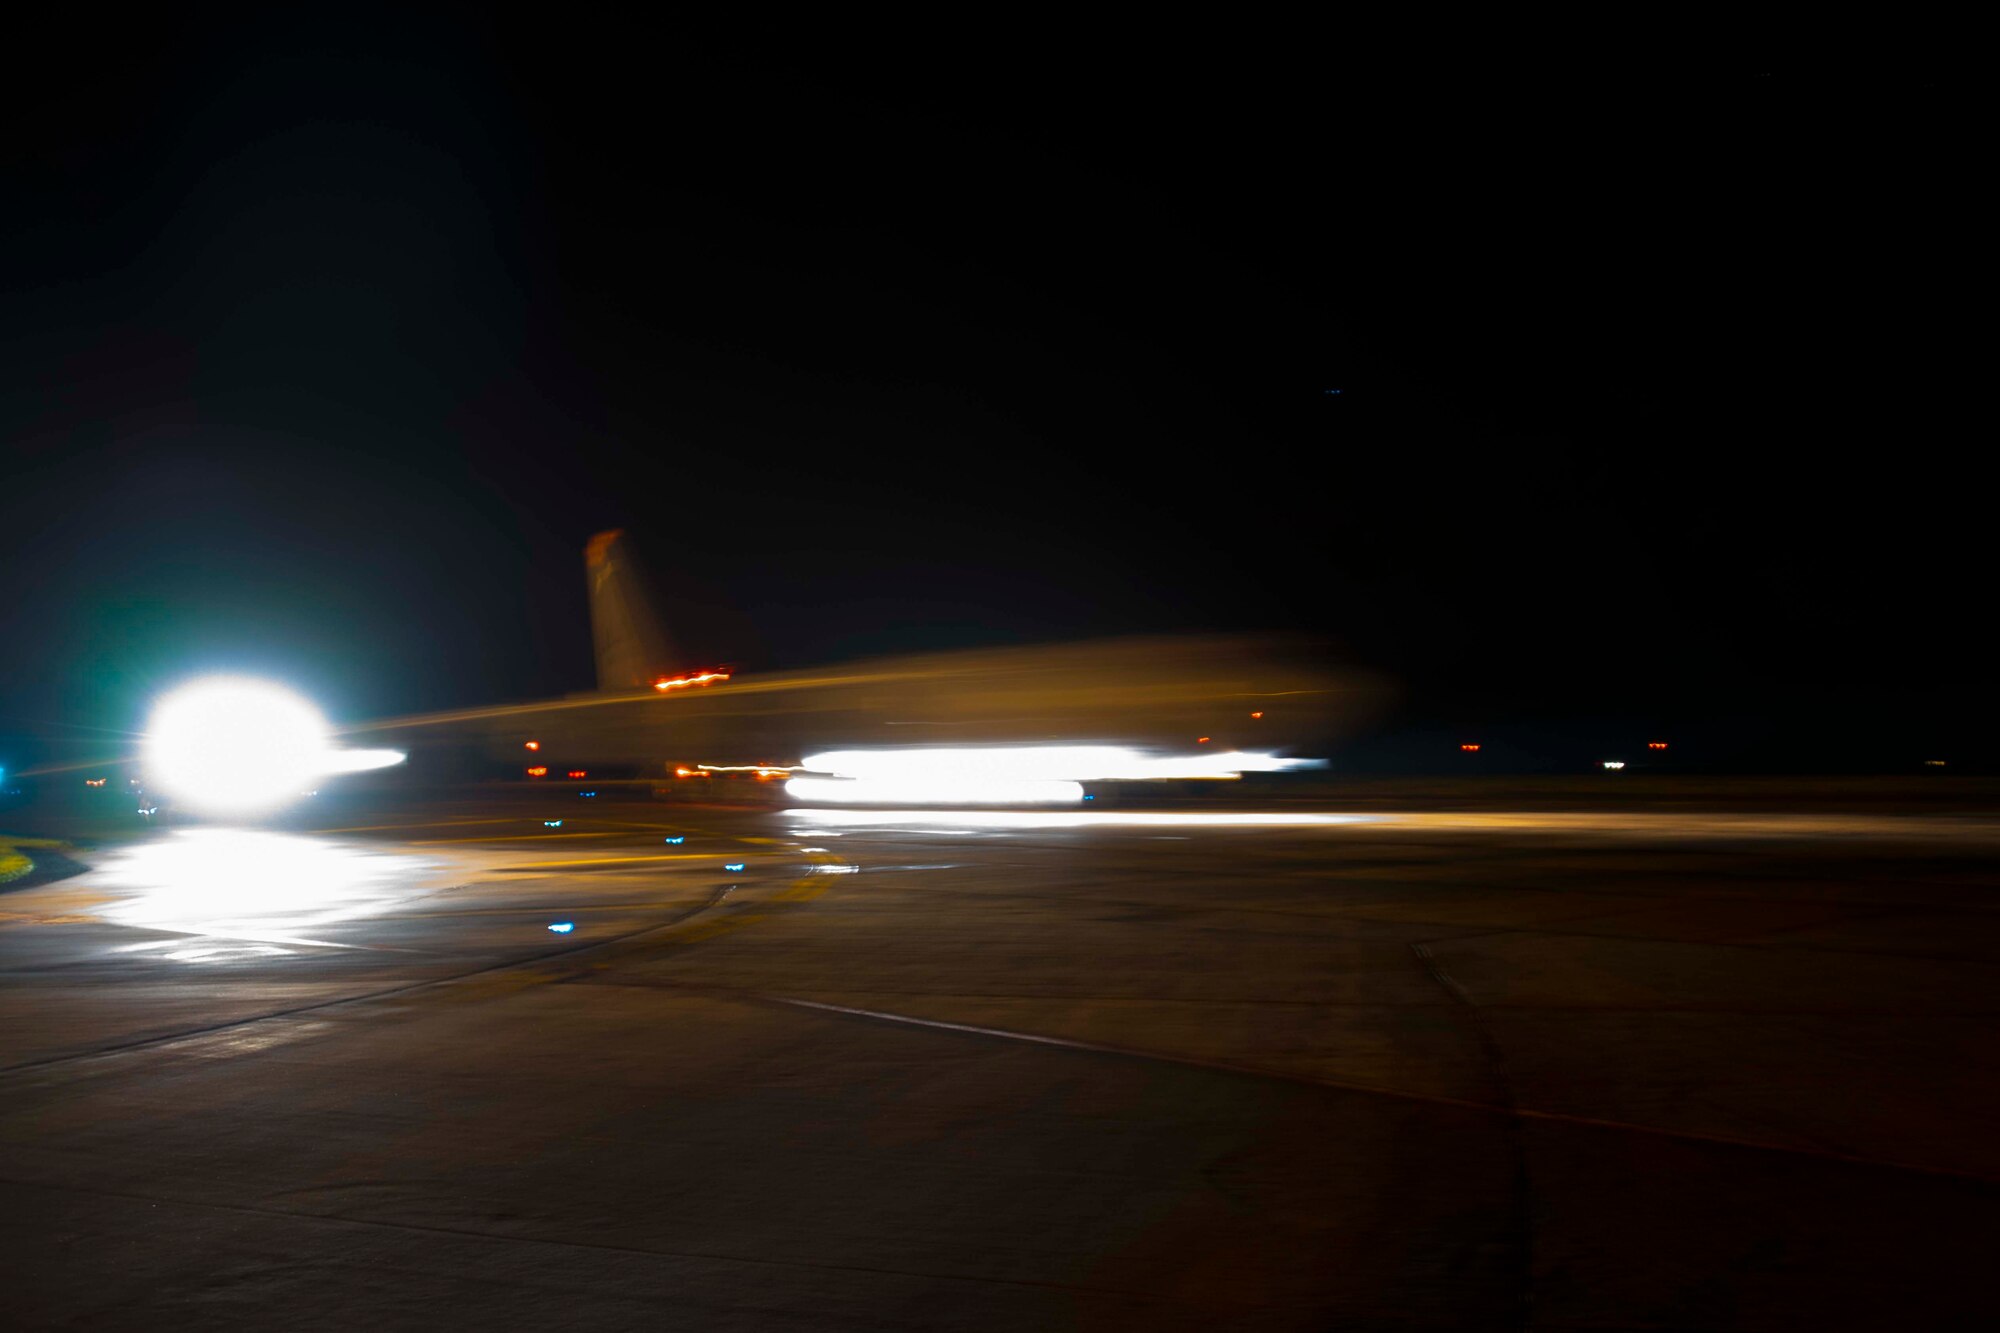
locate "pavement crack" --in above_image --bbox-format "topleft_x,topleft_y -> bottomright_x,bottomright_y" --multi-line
1410,940 -> 1535,1332
0,883 -> 739,1081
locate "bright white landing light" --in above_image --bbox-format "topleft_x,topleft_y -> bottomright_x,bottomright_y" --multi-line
788,745 -> 1322,806
142,676 -> 404,815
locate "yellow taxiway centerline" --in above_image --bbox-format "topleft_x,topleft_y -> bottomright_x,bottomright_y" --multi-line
407,832 -> 635,845
498,853 -> 725,870
308,817 -> 525,835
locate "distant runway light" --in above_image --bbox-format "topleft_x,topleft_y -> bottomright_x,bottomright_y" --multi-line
1603,761 -> 1627,771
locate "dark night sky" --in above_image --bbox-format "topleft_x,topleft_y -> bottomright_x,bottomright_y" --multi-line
1,21 -> 1984,771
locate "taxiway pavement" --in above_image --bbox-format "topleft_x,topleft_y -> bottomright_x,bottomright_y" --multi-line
3,792 -> 1997,1328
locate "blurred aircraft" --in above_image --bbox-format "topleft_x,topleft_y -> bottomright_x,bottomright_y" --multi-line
20,531 -> 1380,809
345,531 -> 1374,792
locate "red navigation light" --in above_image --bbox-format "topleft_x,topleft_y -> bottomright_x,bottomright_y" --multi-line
566,770 -> 586,779
1250,711 -> 1264,719
653,669 -> 733,693
1461,744 -> 1481,752
524,740 -> 540,751
526,766 -> 548,778
1647,741 -> 1668,750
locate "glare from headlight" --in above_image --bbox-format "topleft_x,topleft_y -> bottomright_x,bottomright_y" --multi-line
141,677 -> 403,815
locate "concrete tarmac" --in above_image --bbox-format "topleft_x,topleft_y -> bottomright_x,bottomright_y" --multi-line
2,791 -> 1997,1329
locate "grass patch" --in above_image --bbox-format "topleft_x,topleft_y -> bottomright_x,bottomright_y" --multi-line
0,834 -> 73,885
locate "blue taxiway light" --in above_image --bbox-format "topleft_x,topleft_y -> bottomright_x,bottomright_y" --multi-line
723,862 -> 745,872
663,836 -> 685,844
547,921 -> 575,934
580,790 -> 597,797
544,820 -> 563,827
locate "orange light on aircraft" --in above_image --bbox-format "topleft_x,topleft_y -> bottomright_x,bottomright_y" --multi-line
567,770 -> 587,779
1196,737 -> 1210,744
696,763 -> 797,779
653,669 -> 732,693
1250,711 -> 1263,719
524,740 -> 540,751
1461,744 -> 1481,752
674,766 -> 707,778
84,778 -> 107,787
1648,741 -> 1668,750
526,766 -> 548,777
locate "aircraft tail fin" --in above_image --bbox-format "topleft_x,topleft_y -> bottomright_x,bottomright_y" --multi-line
585,530 -> 674,691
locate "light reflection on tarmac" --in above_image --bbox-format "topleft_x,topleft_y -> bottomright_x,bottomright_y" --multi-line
88,828 -> 435,960
1347,808 -> 2000,841
787,808 -> 1375,832
787,804 -> 2000,842
2,792 -> 1997,1328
